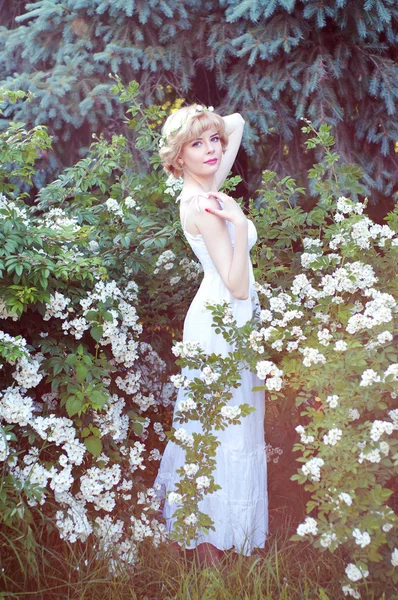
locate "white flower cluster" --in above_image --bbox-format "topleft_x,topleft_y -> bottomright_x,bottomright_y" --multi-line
0,330 -> 28,360
384,363 -> 398,382
256,360 -> 283,390
320,531 -> 338,548
200,365 -> 221,385
184,513 -> 198,526
170,373 -> 191,389
334,340 -> 348,351
94,514 -> 124,551
124,196 -> 137,209
62,316 -> 90,340
178,397 -> 197,412
179,257 -> 202,281
94,394 -> 129,442
88,240 -> 100,253
196,475 -> 211,490
220,405 -> 242,420
164,174 -> 183,197
342,584 -> 361,599
298,347 -> 326,367
153,422 -> 166,441
0,429 -> 9,461
303,237 -> 323,249
359,368 -> 381,387
317,328 -> 333,346
345,563 -> 369,582
172,340 -> 202,358
129,441 -> 146,473
301,252 -> 321,269
249,329 -> 267,353
391,548 -> 398,567
39,207 -> 80,232
0,386 -> 34,427
105,198 -> 123,217
325,395 -> 339,408
323,428 -> 343,446
365,330 -> 393,351
358,444 -> 382,464
153,250 -> 176,274
174,427 -> 194,448
32,415 -> 86,465
55,492 -> 92,543
348,408 -> 360,421
168,492 -> 183,505
369,420 -> 394,442
80,464 -> 121,512
0,193 -> 30,225
338,492 -> 353,506
295,425 -> 315,444
350,216 -> 396,250
116,370 -> 141,395
301,457 -> 325,482
183,463 -> 199,478
336,196 -> 363,215
12,347 -> 42,384
296,516 -> 318,536
43,292 -> 71,320
346,291 -> 396,335
352,528 -> 371,548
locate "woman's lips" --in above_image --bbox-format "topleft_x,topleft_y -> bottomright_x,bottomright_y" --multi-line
204,158 -> 218,164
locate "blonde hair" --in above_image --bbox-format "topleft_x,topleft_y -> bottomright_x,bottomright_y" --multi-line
159,105 -> 228,178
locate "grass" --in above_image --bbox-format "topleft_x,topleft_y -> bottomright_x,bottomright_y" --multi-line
3,505 -> 396,600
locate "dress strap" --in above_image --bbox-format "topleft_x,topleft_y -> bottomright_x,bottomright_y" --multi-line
182,193 -> 205,231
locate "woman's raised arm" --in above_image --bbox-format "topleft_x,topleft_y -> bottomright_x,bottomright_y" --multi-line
215,113 -> 245,190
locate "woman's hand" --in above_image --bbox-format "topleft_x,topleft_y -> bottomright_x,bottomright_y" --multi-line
204,190 -> 246,227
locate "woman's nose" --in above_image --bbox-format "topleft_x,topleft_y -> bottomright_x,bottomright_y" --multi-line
206,141 -> 215,153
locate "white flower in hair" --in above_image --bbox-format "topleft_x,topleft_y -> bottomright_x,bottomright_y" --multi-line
195,105 -> 204,112
208,106 -> 214,111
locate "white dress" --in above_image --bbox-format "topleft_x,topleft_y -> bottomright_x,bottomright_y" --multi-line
155,194 -> 268,555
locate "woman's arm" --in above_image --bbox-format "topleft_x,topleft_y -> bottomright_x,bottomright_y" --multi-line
194,192 -> 249,301
215,113 -> 245,190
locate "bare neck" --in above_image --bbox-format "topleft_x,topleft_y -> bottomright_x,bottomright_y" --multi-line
181,172 -> 217,194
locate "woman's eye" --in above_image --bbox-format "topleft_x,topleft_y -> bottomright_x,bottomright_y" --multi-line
211,136 -> 220,142
192,141 -> 201,147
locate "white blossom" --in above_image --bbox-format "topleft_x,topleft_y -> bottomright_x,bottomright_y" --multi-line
345,563 -> 369,582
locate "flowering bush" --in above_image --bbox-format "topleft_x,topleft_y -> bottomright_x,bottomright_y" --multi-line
1,83 -> 397,599
0,84 -> 200,576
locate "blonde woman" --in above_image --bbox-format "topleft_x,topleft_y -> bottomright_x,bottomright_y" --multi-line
155,105 -> 268,566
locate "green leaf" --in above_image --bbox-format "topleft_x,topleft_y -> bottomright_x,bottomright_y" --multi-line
90,326 -> 103,342
89,425 -> 102,437
81,427 -> 91,438
65,354 -> 77,366
84,435 -> 102,457
103,311 -> 115,322
65,396 -> 83,417
85,310 -> 99,322
132,421 -> 144,435
75,364 -> 88,383
90,390 -> 107,407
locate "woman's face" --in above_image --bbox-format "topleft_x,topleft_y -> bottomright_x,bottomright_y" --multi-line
179,128 -> 223,178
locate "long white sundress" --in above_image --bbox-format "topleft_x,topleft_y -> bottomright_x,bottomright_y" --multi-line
155,193 -> 268,555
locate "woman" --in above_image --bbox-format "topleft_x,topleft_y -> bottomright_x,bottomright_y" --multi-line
155,104 -> 268,566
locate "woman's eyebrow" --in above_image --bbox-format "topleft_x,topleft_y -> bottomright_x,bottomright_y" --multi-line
192,131 -> 219,140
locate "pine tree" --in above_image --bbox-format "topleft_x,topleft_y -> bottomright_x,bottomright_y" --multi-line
0,0 -> 397,207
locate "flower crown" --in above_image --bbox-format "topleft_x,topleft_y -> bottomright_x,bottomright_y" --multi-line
158,104 -> 214,148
